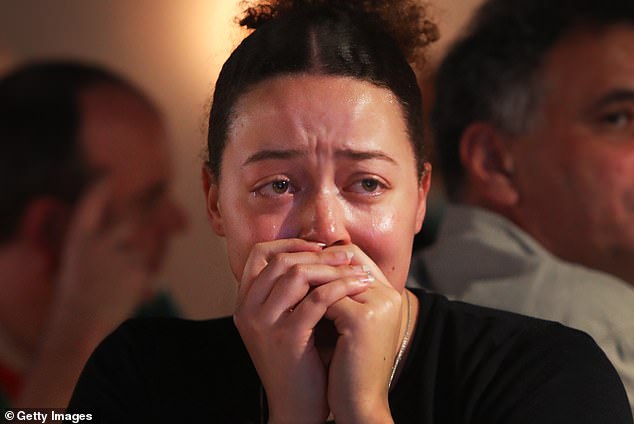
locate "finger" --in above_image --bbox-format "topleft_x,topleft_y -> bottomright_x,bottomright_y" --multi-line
67,178 -> 113,239
325,284 -> 402,333
324,245 -> 391,288
288,276 -> 372,329
260,264 -> 373,319
240,239 -> 325,297
240,244 -> 354,305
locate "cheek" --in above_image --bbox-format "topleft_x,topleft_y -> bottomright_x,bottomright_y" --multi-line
596,155 -> 634,217
222,203 -> 292,279
348,203 -> 416,290
610,152 -> 634,213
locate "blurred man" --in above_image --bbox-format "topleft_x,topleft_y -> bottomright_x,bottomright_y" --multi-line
410,0 -> 634,411
0,61 -> 186,408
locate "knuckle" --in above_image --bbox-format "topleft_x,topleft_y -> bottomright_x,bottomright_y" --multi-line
308,286 -> 329,305
249,242 -> 268,262
270,252 -> 292,270
361,308 -> 377,323
286,263 -> 306,280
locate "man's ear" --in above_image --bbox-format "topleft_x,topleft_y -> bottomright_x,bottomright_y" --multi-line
19,197 -> 71,267
201,167 -> 226,237
459,122 -> 519,208
414,162 -> 432,234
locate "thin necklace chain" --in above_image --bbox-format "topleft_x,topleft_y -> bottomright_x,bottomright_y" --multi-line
388,290 -> 411,391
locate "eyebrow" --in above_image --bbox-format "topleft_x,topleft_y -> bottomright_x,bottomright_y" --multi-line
242,149 -> 304,167
589,88 -> 634,111
242,148 -> 397,167
335,148 -> 397,164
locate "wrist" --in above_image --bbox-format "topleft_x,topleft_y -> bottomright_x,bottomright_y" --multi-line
331,400 -> 393,424
267,401 -> 329,424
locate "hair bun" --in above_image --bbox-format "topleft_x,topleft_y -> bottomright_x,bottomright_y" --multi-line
238,0 -> 439,72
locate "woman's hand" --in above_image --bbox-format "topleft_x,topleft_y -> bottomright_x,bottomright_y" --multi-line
234,239 -> 373,424
324,245 -> 404,424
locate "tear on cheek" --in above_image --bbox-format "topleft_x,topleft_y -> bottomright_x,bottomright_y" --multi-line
371,213 -> 397,234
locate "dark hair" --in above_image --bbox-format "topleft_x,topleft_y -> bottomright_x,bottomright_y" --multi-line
432,0 -> 634,200
206,0 -> 438,180
0,60 -> 153,242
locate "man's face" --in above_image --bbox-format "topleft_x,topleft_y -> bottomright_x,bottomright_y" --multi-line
79,85 -> 186,274
510,24 -> 634,284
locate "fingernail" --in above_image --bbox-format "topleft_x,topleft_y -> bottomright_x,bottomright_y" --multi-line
359,272 -> 375,283
334,251 -> 353,262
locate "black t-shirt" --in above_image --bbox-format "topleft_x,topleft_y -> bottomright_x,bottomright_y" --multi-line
68,290 -> 633,423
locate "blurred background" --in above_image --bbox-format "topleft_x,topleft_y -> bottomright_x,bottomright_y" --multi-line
0,0 -> 483,319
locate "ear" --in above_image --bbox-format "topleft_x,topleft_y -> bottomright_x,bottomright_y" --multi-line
201,166 -> 226,237
414,162 -> 432,233
19,197 -> 72,267
459,122 -> 519,208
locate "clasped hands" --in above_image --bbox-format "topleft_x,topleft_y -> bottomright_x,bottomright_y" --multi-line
234,239 -> 405,424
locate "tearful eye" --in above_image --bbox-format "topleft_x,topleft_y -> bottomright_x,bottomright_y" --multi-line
253,177 -> 297,198
271,179 -> 290,194
361,178 -> 380,192
345,176 -> 388,197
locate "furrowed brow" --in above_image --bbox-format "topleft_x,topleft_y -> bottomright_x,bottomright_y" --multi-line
335,148 -> 397,164
242,149 -> 304,167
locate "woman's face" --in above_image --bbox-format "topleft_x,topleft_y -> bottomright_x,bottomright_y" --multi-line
206,74 -> 430,291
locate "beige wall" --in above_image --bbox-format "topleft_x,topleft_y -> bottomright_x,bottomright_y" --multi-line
0,0 -> 482,319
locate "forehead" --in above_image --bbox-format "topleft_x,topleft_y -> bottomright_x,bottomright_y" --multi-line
540,24 -> 634,105
227,74 -> 409,152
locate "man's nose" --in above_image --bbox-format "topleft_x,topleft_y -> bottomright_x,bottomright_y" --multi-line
297,190 -> 351,247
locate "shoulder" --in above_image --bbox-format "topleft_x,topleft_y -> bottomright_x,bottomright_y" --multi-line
413,288 -> 599,360
112,315 -> 240,346
100,315 -> 250,373
400,290 -> 633,423
414,288 -> 619,366
69,316 -> 261,422
93,316 -> 244,364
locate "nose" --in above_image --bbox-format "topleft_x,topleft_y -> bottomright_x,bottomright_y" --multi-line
297,189 -> 351,246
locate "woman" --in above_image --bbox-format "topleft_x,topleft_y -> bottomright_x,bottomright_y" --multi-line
68,1 -> 632,423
